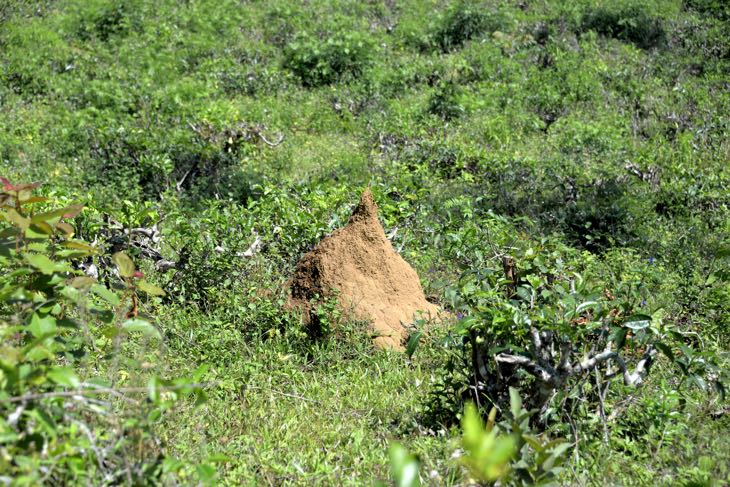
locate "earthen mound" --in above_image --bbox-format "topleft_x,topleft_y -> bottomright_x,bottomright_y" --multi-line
288,189 -> 439,349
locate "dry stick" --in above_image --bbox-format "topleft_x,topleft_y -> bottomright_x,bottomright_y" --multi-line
594,367 -> 609,445
244,386 -> 321,404
1,382 -> 214,404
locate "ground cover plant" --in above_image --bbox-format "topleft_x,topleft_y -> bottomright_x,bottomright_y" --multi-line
1,0 -> 728,485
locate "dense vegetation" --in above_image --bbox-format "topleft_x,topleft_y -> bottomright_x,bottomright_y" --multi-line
1,0 -> 728,484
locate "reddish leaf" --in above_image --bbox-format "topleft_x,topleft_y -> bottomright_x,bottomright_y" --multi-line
0,177 -> 14,191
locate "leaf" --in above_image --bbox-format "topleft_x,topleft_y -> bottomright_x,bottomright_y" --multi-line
18,196 -> 49,206
405,331 -> 422,359
137,279 -> 166,296
27,313 -> 57,338
655,342 -> 674,361
576,300 -> 600,314
122,318 -> 161,339
30,221 -> 54,235
69,276 -> 96,289
31,204 -> 84,223
195,464 -> 217,483
509,387 -> 523,419
624,314 -> 651,330
5,209 -> 29,230
25,253 -> 70,275
113,252 -> 135,278
388,442 -> 421,487
47,367 -> 80,388
63,240 -> 98,253
55,222 -> 75,237
91,283 -> 120,306
148,376 -> 161,403
610,327 -> 628,350
713,380 -> 725,401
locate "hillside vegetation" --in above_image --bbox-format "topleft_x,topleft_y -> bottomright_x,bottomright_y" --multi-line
1,0 -> 728,485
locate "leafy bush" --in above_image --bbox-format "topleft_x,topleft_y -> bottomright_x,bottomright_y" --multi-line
427,80 -> 466,121
389,390 -> 569,486
684,0 -> 730,20
284,31 -> 374,87
433,2 -> 507,52
74,0 -> 139,41
580,2 -> 666,49
427,225 -> 722,430
0,179 -> 209,483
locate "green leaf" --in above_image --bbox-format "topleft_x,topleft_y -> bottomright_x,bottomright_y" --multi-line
388,442 -> 421,487
405,331 -> 422,359
122,319 -> 161,339
47,367 -> 80,388
148,376 -> 161,403
624,314 -> 651,330
63,240 -> 98,254
195,464 -> 217,483
137,279 -> 166,296
29,222 -> 54,235
30,204 -> 84,223
4,209 -> 29,230
27,313 -> 57,338
113,252 -> 135,278
91,283 -> 120,306
25,253 -> 70,275
656,342 -> 674,361
55,222 -> 75,237
509,387 -> 523,418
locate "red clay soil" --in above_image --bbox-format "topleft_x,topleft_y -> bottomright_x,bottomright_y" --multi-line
288,189 -> 439,349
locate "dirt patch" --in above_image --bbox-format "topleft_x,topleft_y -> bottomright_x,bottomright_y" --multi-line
288,189 -> 439,349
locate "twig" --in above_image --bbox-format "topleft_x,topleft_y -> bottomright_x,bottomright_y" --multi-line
1,382 -> 214,404
258,132 -> 285,147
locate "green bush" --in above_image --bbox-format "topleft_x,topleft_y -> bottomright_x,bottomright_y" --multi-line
284,30 -> 374,87
427,80 -> 466,120
433,2 -> 507,52
580,3 -> 666,49
0,179 -> 210,483
684,0 -> 730,20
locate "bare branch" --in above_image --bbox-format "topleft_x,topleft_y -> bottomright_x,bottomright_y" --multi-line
558,341 -> 573,372
0,382 -> 214,404
495,353 -> 554,384
258,132 -> 285,147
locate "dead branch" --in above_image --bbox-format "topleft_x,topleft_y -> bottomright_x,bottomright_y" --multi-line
1,382 -> 214,404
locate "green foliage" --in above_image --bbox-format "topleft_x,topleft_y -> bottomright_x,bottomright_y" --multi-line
460,402 -> 516,482
433,2 -> 507,52
0,180 -> 209,484
284,30 -> 374,87
427,80 -> 466,120
684,0 -> 730,20
580,2 -> 667,49
388,442 -> 421,487
460,390 -> 571,486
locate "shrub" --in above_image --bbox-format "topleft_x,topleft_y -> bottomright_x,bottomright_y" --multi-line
433,2 -> 506,52
684,0 -> 730,21
0,179 -> 210,483
284,31 -> 374,87
427,226 -> 723,429
427,80 -> 466,120
580,3 -> 666,49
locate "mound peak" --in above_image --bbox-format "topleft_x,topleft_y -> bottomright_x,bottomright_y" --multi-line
288,189 -> 439,349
